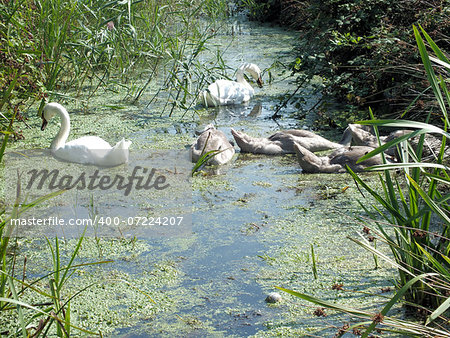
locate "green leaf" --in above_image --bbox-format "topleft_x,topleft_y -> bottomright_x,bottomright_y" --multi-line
427,296 -> 450,325
406,173 -> 450,225
363,272 -> 438,337
413,25 -> 448,121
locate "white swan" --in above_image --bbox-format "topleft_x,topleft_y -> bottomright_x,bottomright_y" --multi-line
199,63 -> 263,107
190,124 -> 235,165
41,102 -> 131,167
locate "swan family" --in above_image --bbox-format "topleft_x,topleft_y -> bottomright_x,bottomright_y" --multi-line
41,63 -> 261,166
192,125 -> 401,172
40,103 -> 397,172
41,102 -> 131,167
40,63 -> 402,173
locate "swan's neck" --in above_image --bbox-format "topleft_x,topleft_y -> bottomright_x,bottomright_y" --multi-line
51,108 -> 70,150
235,69 -> 252,90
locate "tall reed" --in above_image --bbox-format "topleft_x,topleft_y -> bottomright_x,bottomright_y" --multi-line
0,0 -> 229,163
348,25 -> 450,309
277,26 -> 450,336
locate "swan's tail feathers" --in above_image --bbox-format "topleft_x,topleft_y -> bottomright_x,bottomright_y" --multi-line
199,90 -> 208,107
199,89 -> 219,107
100,138 -> 131,166
115,138 -> 132,150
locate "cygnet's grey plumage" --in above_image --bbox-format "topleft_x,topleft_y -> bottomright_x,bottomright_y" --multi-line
231,129 -> 343,155
190,124 -> 235,165
294,143 -> 388,173
342,123 -> 449,160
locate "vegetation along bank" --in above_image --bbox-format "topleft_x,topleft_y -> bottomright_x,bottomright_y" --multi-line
244,0 -> 450,126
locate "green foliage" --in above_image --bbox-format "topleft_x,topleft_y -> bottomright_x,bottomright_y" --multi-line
347,26 -> 450,310
0,0 -> 229,163
243,0 -> 450,124
0,190 -> 117,335
0,1 -> 229,333
238,0 -> 281,21
0,0 -> 46,143
277,27 -> 450,335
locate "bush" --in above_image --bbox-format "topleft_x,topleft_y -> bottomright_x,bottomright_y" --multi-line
242,0 -> 450,124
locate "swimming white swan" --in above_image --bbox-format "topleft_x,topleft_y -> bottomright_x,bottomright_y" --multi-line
231,129 -> 343,154
199,63 -> 263,107
41,102 -> 131,167
190,124 -> 235,165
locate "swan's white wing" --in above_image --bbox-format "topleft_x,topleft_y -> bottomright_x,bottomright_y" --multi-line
98,138 -> 131,166
207,80 -> 253,105
53,136 -> 130,166
65,136 -> 112,149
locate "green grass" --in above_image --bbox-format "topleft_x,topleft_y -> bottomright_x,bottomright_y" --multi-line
277,26 -> 450,336
0,1 -> 230,334
0,0 -> 230,162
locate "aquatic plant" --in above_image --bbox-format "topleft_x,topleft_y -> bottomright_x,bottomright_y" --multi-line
0,0 -> 230,163
277,26 -> 450,336
0,183 -> 110,335
350,25 -> 450,308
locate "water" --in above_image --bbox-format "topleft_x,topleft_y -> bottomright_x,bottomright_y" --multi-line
112,17 -> 394,336
5,15 -> 398,337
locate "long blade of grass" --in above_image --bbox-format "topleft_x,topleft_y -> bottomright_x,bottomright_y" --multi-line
275,285 -> 448,336
406,173 -> 450,224
366,162 -> 450,171
427,296 -> 450,325
358,119 -> 449,137
420,26 -> 450,64
415,243 -> 450,280
414,25 -> 447,121
8,277 -> 27,338
348,233 -> 416,278
430,56 -> 450,71
347,167 -> 406,223
59,227 -> 87,290
362,272 -> 437,337
275,286 -> 372,317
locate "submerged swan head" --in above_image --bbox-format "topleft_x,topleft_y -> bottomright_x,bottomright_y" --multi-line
238,63 -> 263,88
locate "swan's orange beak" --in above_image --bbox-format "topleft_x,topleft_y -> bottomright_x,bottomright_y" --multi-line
257,77 -> 263,88
41,117 -> 48,131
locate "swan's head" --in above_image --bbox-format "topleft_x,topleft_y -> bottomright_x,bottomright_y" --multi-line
41,102 -> 66,131
240,63 -> 263,88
